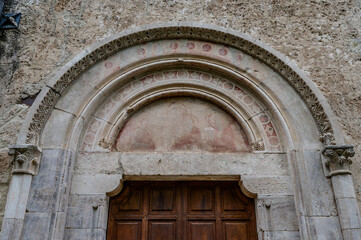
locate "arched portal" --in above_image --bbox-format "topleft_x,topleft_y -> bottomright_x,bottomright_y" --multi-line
2,23 -> 360,240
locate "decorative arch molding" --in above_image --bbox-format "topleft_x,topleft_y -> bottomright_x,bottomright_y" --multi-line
81,67 -> 283,153
20,22 -> 341,146
3,23 -> 360,240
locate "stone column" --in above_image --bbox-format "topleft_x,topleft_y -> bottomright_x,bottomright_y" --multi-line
322,145 -> 361,239
0,145 -> 41,240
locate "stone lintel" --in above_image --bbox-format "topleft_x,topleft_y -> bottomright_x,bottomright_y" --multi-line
8,145 -> 42,175
322,145 -> 355,177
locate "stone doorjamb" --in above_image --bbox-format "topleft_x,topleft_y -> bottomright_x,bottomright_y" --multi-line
1,23 -> 360,240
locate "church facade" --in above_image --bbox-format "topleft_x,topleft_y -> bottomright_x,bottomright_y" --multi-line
0,1 -> 360,240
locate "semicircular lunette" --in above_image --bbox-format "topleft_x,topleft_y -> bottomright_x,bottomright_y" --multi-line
115,97 -> 252,153
81,69 -> 282,153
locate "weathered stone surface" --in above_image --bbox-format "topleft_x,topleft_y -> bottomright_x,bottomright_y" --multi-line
27,149 -> 73,213
64,229 -> 106,240
119,153 -> 287,176
51,212 -> 67,240
75,152 -> 121,175
0,218 -> 23,240
336,198 -> 361,230
242,176 -> 293,195
0,149 -> 11,183
342,229 -> 361,240
22,212 -> 52,240
40,109 -> 76,149
257,196 -> 299,231
55,73 -> 100,115
298,150 -> 337,216
17,149 -> 74,240
0,149 -> 11,226
66,194 -> 108,230
0,184 -> 9,227
251,154 -> 288,176
71,174 -> 122,195
332,174 -> 357,199
75,152 -> 288,176
307,216 -> 343,240
262,231 -> 300,240
4,174 -> 32,219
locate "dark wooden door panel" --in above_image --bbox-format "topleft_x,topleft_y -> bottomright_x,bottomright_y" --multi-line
107,181 -> 257,240
115,221 -> 142,240
150,187 -> 176,212
149,221 -> 177,240
188,221 -> 216,240
188,188 -> 214,212
223,222 -> 249,240
221,189 -> 247,212
115,187 -> 144,213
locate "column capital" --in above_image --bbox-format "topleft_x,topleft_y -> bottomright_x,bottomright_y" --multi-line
322,145 -> 355,177
8,145 -> 42,175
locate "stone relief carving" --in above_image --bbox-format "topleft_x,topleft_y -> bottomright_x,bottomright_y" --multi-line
8,145 -> 42,175
251,140 -> 265,151
98,138 -> 113,150
25,25 -> 335,144
319,132 -> 336,145
26,89 -> 60,143
322,145 -> 355,176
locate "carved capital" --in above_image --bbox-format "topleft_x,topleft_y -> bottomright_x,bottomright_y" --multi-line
8,145 -> 42,175
98,138 -> 113,150
322,145 -> 355,176
251,140 -> 265,151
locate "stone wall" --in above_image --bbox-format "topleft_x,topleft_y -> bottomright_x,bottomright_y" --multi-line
0,0 -> 360,230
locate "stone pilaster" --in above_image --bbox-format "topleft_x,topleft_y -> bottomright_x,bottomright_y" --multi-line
0,145 -> 42,240
322,145 -> 361,240
8,145 -> 42,175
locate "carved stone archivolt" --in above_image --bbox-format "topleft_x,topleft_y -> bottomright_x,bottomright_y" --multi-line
322,145 -> 355,176
8,145 -> 42,175
25,24 -> 335,145
83,68 -> 280,153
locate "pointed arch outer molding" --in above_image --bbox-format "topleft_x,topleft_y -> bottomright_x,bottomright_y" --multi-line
106,175 -> 257,199
19,22 -> 342,146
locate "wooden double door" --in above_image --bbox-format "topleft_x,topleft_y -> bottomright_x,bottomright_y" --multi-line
107,181 -> 257,240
